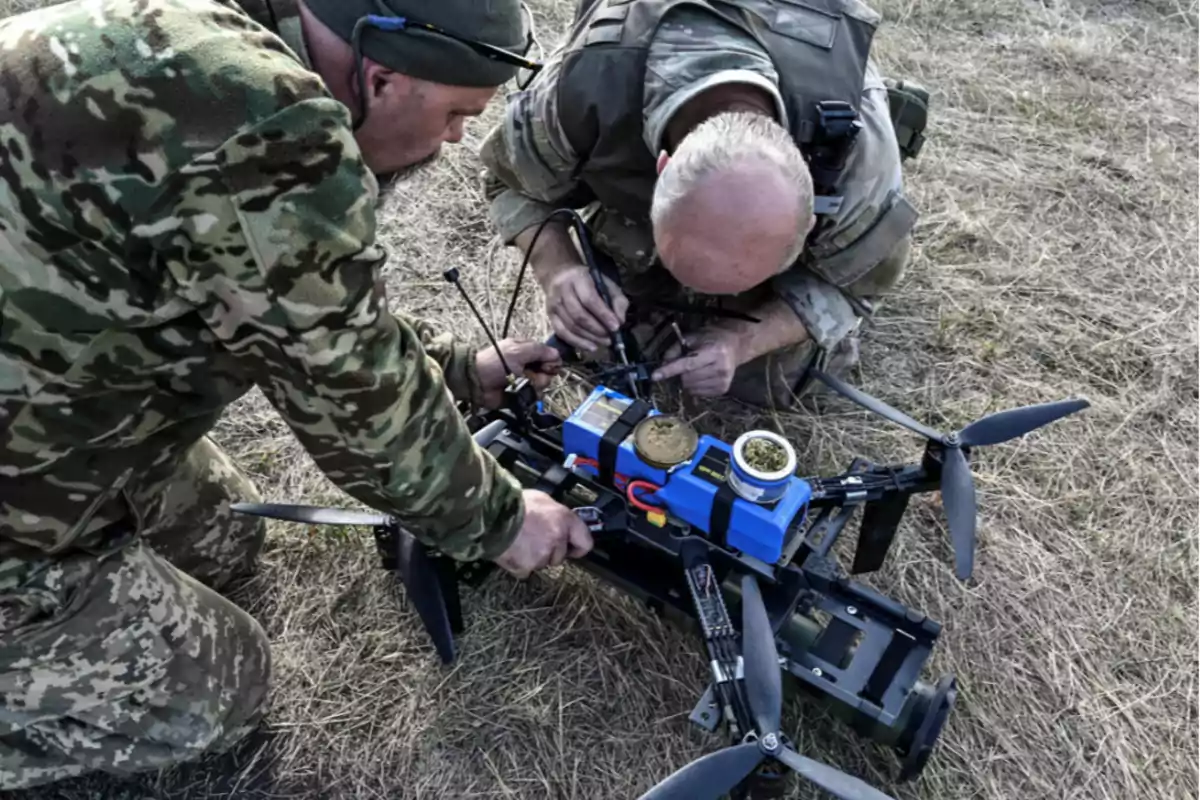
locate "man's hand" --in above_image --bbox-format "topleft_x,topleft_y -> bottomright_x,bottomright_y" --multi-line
476,338 -> 563,410
651,327 -> 746,397
545,265 -> 629,353
495,490 -> 594,578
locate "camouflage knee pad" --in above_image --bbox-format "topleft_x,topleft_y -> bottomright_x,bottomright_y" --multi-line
0,542 -> 271,791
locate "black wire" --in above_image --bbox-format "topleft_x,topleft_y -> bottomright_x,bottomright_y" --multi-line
502,208 -> 587,339
447,272 -> 513,376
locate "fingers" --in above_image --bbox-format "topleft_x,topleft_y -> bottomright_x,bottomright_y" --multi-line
496,554 -> 531,581
595,276 -> 627,332
548,269 -> 627,352
684,376 -> 728,396
551,311 -> 601,352
652,349 -> 714,382
609,284 -> 630,328
564,281 -> 613,343
567,516 -> 594,558
548,530 -> 569,568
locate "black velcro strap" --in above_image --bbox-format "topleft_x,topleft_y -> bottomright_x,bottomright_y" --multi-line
534,462 -> 574,499
709,483 -> 737,549
599,399 -> 651,486
863,629 -> 918,706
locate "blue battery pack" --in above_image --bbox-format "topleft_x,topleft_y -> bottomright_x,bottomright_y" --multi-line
654,437 -> 811,564
560,386 -> 811,564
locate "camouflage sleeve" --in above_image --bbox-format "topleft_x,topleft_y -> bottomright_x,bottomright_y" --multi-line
403,316 -> 486,409
769,270 -> 862,350
773,59 -> 915,351
136,96 -> 522,561
478,52 -> 596,243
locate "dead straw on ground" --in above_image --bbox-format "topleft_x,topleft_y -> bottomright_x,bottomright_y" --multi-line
3,0 -> 1197,798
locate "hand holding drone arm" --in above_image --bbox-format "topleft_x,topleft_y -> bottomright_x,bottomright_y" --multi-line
146,97 -> 526,562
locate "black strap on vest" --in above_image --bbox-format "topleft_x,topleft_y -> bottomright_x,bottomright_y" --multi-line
806,100 -> 863,223
599,399 -> 652,486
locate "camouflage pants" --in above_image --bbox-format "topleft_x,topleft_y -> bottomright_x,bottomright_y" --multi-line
624,234 -> 912,409
0,436 -> 271,791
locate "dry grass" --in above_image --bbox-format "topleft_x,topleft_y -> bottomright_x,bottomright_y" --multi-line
4,0 -> 1198,798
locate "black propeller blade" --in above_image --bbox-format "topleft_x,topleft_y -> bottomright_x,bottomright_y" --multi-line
739,573 -> 782,735
230,502 -> 390,527
956,398 -> 1091,448
636,743 -> 765,800
230,504 -> 461,663
808,368 -> 1089,581
637,574 -> 897,800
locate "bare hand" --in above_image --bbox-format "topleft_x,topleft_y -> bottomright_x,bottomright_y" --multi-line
545,265 -> 629,353
651,328 -> 745,397
475,338 -> 563,409
495,490 -> 594,578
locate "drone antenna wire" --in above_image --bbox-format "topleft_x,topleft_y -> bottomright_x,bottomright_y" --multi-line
444,268 -> 513,377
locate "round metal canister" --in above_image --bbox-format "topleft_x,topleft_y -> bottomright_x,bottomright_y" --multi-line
728,430 -> 797,503
632,415 -> 699,469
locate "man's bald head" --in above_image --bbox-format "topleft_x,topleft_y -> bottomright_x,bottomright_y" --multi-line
650,112 -> 815,295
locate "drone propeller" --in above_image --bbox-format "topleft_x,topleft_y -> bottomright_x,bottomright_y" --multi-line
809,368 -> 1089,580
229,502 -> 460,663
229,502 -> 391,528
637,575 -> 896,800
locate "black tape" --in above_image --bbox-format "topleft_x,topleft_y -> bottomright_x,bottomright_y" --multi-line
863,629 -> 917,706
598,399 -> 651,487
534,462 -> 573,499
709,483 -> 736,549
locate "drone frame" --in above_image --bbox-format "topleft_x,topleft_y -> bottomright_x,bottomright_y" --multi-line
233,375 -> 1002,797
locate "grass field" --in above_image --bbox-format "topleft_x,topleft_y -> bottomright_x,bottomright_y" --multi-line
3,0 -> 1198,798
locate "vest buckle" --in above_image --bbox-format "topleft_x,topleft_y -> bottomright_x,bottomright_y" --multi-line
806,100 -> 862,201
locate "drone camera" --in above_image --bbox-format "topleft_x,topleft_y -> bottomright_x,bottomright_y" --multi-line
561,386 -> 813,564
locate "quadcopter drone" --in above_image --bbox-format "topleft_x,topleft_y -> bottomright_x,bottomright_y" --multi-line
233,211 -> 1089,800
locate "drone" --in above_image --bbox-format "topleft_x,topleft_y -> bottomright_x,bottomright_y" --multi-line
232,211 -> 1089,800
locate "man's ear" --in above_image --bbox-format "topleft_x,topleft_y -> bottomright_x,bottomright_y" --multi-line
360,59 -> 396,108
804,211 -> 817,235
656,150 -> 670,175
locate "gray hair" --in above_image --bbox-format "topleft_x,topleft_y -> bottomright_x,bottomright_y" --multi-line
650,111 -> 814,270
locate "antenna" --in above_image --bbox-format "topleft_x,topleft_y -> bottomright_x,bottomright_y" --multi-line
443,268 -> 513,377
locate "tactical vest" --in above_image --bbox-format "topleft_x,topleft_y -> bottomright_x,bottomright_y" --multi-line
555,0 -> 882,227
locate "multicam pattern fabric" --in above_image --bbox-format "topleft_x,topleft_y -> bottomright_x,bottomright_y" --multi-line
0,0 -> 523,565
0,0 -> 521,788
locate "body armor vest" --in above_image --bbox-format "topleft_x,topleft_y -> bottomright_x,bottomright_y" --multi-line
555,0 -> 881,225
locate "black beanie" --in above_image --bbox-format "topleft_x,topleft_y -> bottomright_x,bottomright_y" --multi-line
305,0 -> 526,87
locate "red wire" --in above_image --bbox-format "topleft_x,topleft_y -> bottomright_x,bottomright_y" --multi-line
566,455 -> 663,514
626,480 -> 663,513
571,455 -> 631,489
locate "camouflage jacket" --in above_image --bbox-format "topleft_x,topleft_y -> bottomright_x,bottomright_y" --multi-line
479,4 -> 911,352
0,0 -> 524,565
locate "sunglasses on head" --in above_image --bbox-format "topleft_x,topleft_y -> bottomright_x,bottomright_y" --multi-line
348,3 -> 545,126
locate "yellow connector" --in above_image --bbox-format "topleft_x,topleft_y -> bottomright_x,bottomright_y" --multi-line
647,509 -> 667,527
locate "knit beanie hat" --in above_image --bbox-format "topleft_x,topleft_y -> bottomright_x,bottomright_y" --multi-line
304,0 -> 529,87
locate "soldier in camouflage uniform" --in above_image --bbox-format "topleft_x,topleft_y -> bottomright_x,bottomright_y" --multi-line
0,0 -> 593,789
480,0 -> 929,408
